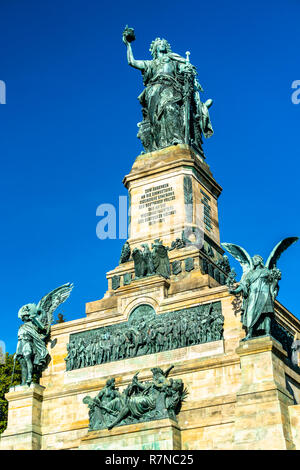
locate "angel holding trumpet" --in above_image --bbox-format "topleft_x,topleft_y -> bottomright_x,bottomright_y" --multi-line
222,238 -> 298,342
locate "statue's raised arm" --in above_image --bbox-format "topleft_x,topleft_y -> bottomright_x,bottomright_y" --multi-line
122,26 -> 214,156
122,26 -> 146,71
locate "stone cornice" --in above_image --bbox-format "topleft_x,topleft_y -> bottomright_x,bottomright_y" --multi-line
123,145 -> 222,199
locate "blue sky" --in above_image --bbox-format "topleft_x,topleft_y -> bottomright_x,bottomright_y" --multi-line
0,0 -> 299,353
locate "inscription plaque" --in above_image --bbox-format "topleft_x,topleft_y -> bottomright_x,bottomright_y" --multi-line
137,183 -> 176,226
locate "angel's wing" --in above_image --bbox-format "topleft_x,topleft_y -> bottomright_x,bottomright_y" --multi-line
37,283 -> 73,334
265,237 -> 298,270
221,243 -> 253,282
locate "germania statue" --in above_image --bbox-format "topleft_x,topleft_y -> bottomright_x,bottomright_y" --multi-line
122,26 -> 213,156
16,283 -> 73,385
222,238 -> 298,342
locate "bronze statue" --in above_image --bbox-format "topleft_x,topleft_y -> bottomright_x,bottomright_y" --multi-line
151,239 -> 170,279
16,283 -> 73,385
132,247 -> 147,278
132,240 -> 170,279
222,238 -> 298,341
122,26 -> 213,156
83,366 -> 188,430
65,302 -> 224,370
119,241 -> 131,264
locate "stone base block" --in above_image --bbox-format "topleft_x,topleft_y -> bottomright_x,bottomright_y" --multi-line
234,336 -> 295,450
0,430 -> 42,451
0,383 -> 44,450
289,404 -> 300,449
78,418 -> 181,450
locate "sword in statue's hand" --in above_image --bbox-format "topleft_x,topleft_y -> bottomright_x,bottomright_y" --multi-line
184,51 -> 192,145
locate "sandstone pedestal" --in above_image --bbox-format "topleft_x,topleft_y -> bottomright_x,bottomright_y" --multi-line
78,418 -> 181,450
1,146 -> 299,451
233,336 -> 295,450
0,384 -> 44,450
123,144 -> 223,253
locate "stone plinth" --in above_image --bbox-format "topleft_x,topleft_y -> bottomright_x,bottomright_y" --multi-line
78,418 -> 181,450
1,137 -> 299,450
233,336 -> 295,450
0,384 -> 44,450
123,144 -> 223,251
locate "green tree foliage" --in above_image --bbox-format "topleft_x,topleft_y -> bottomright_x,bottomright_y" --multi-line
0,353 -> 21,434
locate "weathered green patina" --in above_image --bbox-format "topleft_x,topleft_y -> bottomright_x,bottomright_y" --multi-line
171,260 -> 182,275
16,283 -> 73,385
151,239 -> 170,278
131,239 -> 170,279
123,273 -> 132,285
184,257 -> 194,272
222,237 -> 298,341
217,255 -> 231,273
111,276 -> 121,290
83,365 -> 187,430
122,26 -> 213,156
184,175 -> 193,223
65,302 -> 224,371
119,241 -> 131,264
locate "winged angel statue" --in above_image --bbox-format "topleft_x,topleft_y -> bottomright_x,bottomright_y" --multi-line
222,238 -> 298,341
16,283 -> 73,385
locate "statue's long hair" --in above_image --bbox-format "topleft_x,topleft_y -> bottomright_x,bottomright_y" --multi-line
149,38 -> 172,58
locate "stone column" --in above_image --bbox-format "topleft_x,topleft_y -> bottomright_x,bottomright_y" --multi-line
0,384 -> 44,450
233,336 -> 295,450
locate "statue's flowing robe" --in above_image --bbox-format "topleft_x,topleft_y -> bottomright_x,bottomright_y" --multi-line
127,393 -> 156,418
94,386 -> 156,426
138,54 -> 213,143
152,244 -> 170,278
240,267 -> 274,330
196,96 -> 214,138
132,249 -> 146,277
139,58 -> 183,126
16,322 -> 49,366
98,388 -> 123,411
89,388 -> 123,428
143,248 -> 155,275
